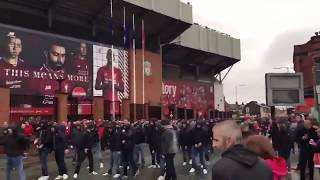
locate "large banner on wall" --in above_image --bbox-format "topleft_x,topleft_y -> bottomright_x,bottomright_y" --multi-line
162,80 -> 215,115
0,24 -> 93,103
0,24 -> 129,109
92,45 -> 129,102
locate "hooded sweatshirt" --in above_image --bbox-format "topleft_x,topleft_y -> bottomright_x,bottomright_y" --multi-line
212,144 -> 273,180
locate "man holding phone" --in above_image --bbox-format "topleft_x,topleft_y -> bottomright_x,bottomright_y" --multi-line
296,118 -> 318,180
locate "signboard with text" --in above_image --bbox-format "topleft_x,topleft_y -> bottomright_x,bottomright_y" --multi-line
265,73 -> 304,106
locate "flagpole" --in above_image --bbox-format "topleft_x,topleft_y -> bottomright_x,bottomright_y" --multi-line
133,13 -> 136,121
141,20 -> 145,119
110,0 -> 115,121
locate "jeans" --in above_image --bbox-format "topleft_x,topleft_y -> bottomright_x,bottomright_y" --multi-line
92,142 -> 102,162
39,148 -> 50,176
149,145 -> 157,165
75,149 -> 94,174
108,151 -> 121,174
122,150 -> 138,176
192,146 -> 206,169
159,154 -> 166,176
134,144 -> 145,167
164,153 -> 177,180
54,149 -> 68,175
5,156 -> 25,180
182,145 -> 192,162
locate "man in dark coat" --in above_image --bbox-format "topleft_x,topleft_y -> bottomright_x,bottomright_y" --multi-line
35,120 -> 53,180
161,119 -> 179,180
73,124 -> 98,179
212,120 -> 273,180
179,121 -> 192,166
0,125 -> 30,180
189,122 -> 208,174
52,124 -> 69,180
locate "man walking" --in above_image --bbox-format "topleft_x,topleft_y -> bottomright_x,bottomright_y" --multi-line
161,119 -> 179,180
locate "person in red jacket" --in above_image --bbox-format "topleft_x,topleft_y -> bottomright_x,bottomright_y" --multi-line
22,121 -> 34,138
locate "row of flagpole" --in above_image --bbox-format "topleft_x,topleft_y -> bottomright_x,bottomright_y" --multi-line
109,0 -> 145,120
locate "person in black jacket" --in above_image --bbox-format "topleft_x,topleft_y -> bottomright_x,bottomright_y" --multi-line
296,119 -> 318,180
203,121 -> 212,162
146,120 -> 158,168
70,122 -> 82,165
179,121 -> 192,166
73,124 -> 98,179
133,121 -> 146,169
0,125 -> 29,180
35,120 -> 53,180
121,123 -> 138,178
277,121 -> 293,171
189,122 -> 207,175
212,120 -> 273,180
102,123 -> 122,178
52,123 -> 69,180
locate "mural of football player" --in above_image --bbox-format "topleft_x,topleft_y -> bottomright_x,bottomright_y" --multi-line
95,49 -> 124,101
72,42 -> 89,76
70,42 -> 91,98
0,32 -> 26,68
40,43 -> 66,73
0,32 -> 29,93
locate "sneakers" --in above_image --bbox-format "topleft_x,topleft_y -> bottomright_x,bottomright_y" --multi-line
113,174 -> 121,178
134,169 -> 140,177
121,175 -> 128,179
200,165 -> 204,169
182,162 -> 187,166
73,174 -> 78,179
189,160 -> 192,165
203,169 -> 208,175
62,174 -> 68,180
89,171 -> 98,175
55,175 -> 63,180
156,164 -> 160,168
102,172 -> 110,176
157,176 -> 165,180
100,162 -> 104,169
38,176 -> 49,180
148,165 -> 156,168
189,168 -> 195,173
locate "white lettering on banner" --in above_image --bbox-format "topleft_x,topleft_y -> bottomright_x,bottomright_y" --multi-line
4,68 -> 88,82
162,83 -> 176,97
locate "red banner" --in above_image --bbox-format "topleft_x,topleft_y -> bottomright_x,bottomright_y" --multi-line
162,80 -> 214,115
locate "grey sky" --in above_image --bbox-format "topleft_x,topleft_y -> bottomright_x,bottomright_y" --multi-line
181,0 -> 320,104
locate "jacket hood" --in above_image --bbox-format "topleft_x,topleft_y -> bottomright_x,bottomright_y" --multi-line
222,144 -> 259,167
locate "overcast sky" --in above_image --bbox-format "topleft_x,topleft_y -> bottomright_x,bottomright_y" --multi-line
181,0 -> 320,104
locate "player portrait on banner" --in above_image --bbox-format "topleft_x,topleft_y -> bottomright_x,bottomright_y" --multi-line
94,48 -> 124,101
0,32 -> 26,68
40,43 -> 67,73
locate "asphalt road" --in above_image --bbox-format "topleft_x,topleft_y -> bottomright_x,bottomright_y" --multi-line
0,145 -> 316,180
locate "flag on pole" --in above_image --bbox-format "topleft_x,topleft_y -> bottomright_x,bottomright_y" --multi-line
142,20 -> 145,105
110,0 -> 116,121
132,13 -> 136,105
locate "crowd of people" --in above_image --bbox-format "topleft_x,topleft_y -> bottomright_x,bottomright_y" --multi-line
1,114 -> 320,180
0,118 -> 216,180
